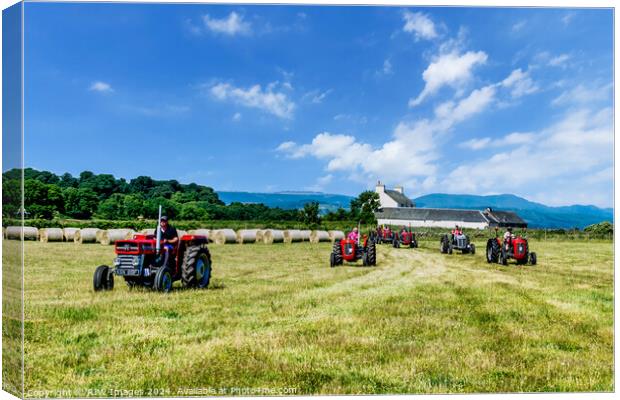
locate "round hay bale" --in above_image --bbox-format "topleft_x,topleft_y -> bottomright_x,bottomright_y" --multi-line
100,229 -> 134,245
6,226 -> 39,240
300,230 -> 312,241
328,230 -> 345,242
139,228 -> 155,235
213,229 -> 236,244
262,229 -> 284,244
39,228 -> 64,242
310,230 -> 330,243
176,229 -> 188,238
74,228 -> 100,244
62,227 -> 80,242
96,229 -> 105,243
236,229 -> 260,244
189,229 -> 212,241
255,230 -> 265,243
283,229 -> 303,243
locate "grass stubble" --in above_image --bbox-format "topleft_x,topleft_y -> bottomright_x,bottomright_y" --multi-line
4,237 -> 613,395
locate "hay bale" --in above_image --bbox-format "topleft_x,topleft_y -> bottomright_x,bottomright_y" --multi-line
140,228 -> 155,235
100,229 -> 134,245
5,226 -> 38,240
177,230 -> 188,238
74,228 -> 100,244
310,230 -> 330,243
39,228 -> 64,242
96,229 -> 105,243
328,230 -> 345,242
262,229 -> 284,244
213,229 -> 236,244
189,229 -> 212,241
236,229 -> 260,244
300,230 -> 312,241
255,230 -> 265,243
283,229 -> 303,243
62,227 -> 79,242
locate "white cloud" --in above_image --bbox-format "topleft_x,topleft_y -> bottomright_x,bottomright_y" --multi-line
552,82 -> 612,107
548,53 -> 571,67
403,11 -> 438,40
443,107 -> 613,206
512,20 -> 526,32
562,12 -> 576,25
501,68 -> 538,98
383,59 -> 393,75
303,89 -> 333,104
409,50 -> 488,107
460,137 -> 492,150
89,81 -> 113,93
232,112 -> 242,121
209,82 -> 295,119
203,12 -> 251,36
459,131 -> 535,150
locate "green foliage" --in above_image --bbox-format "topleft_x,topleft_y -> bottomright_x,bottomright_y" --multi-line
63,187 -> 99,219
584,221 -> 613,236
350,191 -> 380,225
301,201 -> 321,227
179,202 -> 209,221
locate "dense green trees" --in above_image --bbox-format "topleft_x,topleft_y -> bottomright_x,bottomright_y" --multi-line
2,168 -> 339,223
323,191 -> 380,224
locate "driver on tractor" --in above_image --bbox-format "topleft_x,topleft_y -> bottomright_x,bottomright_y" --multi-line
452,225 -> 463,236
348,227 -> 359,242
154,215 -> 178,267
503,227 -> 514,251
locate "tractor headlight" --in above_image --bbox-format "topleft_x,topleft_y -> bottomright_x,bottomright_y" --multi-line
132,256 -> 141,267
113,257 -> 121,267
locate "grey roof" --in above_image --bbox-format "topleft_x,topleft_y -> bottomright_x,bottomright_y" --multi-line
483,210 -> 528,228
375,207 -> 488,223
384,190 -> 414,207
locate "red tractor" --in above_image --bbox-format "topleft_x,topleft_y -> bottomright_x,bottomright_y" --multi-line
393,229 -> 418,248
486,231 -> 537,266
330,235 -> 377,267
374,226 -> 395,244
93,233 -> 212,293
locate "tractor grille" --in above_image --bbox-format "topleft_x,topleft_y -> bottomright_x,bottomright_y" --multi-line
457,238 -> 467,248
117,255 -> 140,268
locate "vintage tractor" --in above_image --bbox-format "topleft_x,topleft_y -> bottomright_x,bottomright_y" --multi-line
486,231 -> 537,266
93,233 -> 211,293
375,226 -> 395,244
440,232 -> 475,254
393,229 -> 418,248
330,235 -> 377,267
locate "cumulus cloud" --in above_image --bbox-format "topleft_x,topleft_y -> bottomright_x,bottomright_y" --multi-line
460,132 -> 535,150
443,107 -> 613,206
548,53 -> 571,67
403,11 -> 438,40
501,69 -> 538,98
203,12 -> 251,36
89,81 -> 113,93
209,82 -> 295,119
409,50 -> 488,107
303,89 -> 333,104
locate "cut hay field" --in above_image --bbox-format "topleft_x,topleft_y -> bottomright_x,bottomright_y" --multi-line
7,238 -> 614,396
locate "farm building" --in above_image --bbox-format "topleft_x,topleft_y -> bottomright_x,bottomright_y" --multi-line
374,182 -> 527,229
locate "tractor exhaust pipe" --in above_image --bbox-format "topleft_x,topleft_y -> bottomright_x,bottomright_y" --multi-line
156,205 -> 162,253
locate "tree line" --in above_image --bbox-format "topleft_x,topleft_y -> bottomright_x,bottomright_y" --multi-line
2,168 -> 380,225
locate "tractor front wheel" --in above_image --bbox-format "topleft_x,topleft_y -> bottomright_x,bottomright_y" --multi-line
470,243 -> 476,255
155,267 -> 173,292
330,252 -> 337,268
529,252 -> 537,265
499,248 -> 508,265
93,265 -> 114,291
486,239 -> 498,263
182,246 -> 212,288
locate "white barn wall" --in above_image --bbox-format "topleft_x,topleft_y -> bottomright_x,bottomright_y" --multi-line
377,218 -> 488,230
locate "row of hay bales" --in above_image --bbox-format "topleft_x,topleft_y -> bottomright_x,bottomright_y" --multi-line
3,226 -> 345,245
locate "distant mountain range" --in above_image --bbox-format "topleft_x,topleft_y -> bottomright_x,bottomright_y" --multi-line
216,191 -> 613,229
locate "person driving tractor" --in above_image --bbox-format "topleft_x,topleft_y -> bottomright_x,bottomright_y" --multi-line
451,225 -> 463,236
503,227 -> 514,250
153,215 -> 178,267
348,227 -> 359,242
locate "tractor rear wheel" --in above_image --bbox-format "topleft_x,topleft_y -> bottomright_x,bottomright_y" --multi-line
332,242 -> 343,265
368,243 -> 377,266
155,267 -> 173,292
486,239 -> 498,263
181,245 -> 212,288
530,252 -> 537,265
440,235 -> 449,253
93,265 -> 113,291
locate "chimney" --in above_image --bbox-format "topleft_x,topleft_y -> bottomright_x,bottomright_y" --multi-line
394,185 -> 404,194
375,180 -> 385,193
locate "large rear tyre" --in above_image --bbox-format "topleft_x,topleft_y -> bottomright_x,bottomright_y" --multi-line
332,241 -> 343,265
440,235 -> 449,254
155,267 -> 173,292
93,265 -> 113,291
181,245 -> 212,288
530,252 -> 537,265
368,243 -> 377,266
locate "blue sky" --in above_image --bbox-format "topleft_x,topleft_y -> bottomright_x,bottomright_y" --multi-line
22,4 -> 613,207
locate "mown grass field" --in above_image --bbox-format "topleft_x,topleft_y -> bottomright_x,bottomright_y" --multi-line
11,238 -> 614,396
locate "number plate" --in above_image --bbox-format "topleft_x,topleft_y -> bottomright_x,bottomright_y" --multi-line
115,268 -> 140,276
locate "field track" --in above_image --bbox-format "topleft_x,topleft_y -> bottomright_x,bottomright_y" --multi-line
3,239 -> 613,395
